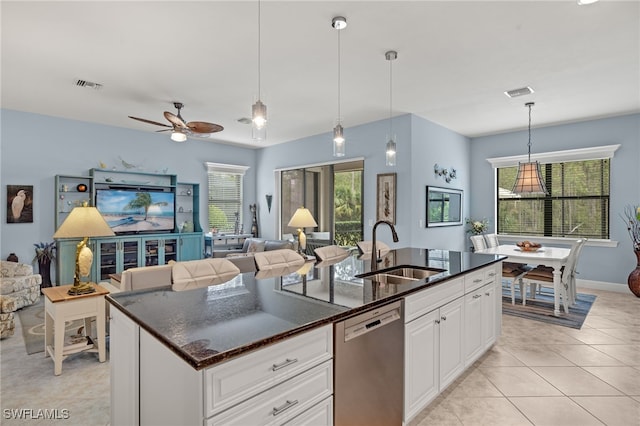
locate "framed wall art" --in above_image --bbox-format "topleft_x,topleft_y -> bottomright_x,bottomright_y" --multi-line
7,185 -> 33,223
376,173 -> 396,224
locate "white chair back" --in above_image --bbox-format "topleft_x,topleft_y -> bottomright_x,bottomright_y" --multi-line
561,239 -> 586,286
485,233 -> 499,248
470,235 -> 487,251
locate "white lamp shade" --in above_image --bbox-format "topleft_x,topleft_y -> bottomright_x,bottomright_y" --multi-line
287,207 -> 318,229
53,206 -> 115,239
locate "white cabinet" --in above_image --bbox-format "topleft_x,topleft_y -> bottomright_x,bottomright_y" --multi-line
109,308 -> 139,426
404,295 -> 464,421
464,268 -> 500,366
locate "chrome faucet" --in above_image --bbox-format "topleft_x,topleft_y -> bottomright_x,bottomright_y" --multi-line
371,220 -> 399,271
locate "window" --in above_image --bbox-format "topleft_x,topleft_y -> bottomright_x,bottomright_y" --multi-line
490,146 -> 619,239
206,162 -> 249,234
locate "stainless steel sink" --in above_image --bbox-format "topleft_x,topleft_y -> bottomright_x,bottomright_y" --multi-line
356,266 -> 446,284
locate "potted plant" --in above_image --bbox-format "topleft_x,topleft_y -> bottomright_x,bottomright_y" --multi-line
621,205 -> 640,297
33,241 -> 56,289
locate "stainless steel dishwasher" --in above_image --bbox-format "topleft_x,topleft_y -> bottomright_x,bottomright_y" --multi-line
334,300 -> 404,425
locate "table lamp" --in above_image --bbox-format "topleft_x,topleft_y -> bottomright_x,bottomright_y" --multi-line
53,203 -> 115,295
287,207 -> 317,254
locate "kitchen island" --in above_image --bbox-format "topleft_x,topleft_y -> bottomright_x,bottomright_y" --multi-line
107,248 -> 505,425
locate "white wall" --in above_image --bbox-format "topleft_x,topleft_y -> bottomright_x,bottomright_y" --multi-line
469,113 -> 640,287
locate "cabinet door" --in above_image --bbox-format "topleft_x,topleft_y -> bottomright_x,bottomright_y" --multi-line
179,234 -> 203,261
96,239 -> 119,282
439,297 -> 464,391
142,237 -> 177,266
464,289 -> 484,366
121,239 -> 141,272
162,237 -> 178,263
404,309 -> 439,422
482,282 -> 497,349
110,307 -> 139,426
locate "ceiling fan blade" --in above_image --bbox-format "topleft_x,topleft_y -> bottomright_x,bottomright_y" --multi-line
129,116 -> 172,128
187,121 -> 224,134
164,111 -> 187,129
155,128 -> 172,133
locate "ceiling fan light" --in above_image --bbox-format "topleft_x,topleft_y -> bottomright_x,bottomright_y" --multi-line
171,130 -> 187,142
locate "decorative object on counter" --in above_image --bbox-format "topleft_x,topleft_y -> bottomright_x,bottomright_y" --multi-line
52,203 -> 115,295
98,161 -> 108,169
465,217 -> 489,235
6,253 -> 19,262
426,186 -> 463,227
433,164 -> 457,183
287,207 -> 318,254
182,221 -> 194,233
621,205 -> 640,297
233,212 -> 240,235
32,242 -> 56,289
7,185 -> 33,224
516,240 -> 542,252
512,102 -> 548,195
249,204 -> 258,238
265,194 -> 273,213
376,173 -> 396,224
76,183 -> 87,192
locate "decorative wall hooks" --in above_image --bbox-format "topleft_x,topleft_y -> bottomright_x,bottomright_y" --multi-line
434,164 -> 457,183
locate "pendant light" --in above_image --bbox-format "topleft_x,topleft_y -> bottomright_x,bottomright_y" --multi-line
512,102 -> 548,194
385,50 -> 398,166
251,0 -> 267,140
332,16 -> 347,157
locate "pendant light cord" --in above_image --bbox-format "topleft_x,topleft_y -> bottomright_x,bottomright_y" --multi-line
257,0 -> 261,97
527,102 -> 533,161
337,28 -> 341,121
389,56 -> 393,137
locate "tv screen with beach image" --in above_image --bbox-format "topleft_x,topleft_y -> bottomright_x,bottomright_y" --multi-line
96,189 -> 175,234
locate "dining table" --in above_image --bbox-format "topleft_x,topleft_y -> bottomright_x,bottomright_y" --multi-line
477,244 -> 572,316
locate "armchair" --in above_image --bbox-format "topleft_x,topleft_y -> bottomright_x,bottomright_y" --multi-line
1,260 -> 42,338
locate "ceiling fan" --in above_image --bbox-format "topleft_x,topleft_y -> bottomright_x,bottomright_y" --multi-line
129,102 -> 223,141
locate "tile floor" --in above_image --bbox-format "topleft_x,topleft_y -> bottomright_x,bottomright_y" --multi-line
0,288 -> 638,425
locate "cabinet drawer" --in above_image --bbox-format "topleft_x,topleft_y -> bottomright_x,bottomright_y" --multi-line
405,277 -> 463,323
484,265 -> 499,283
464,269 -> 486,293
207,360 -> 333,426
204,325 -> 332,417
283,396 -> 333,426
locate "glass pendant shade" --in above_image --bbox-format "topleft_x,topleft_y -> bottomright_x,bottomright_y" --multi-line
386,137 -> 397,166
252,99 -> 267,140
171,130 -> 187,142
333,123 -> 345,157
512,161 -> 547,194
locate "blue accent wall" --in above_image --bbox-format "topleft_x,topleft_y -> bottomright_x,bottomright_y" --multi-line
0,109 -> 256,276
470,113 -> 640,287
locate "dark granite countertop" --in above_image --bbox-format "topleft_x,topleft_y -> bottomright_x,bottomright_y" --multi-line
107,247 -> 504,370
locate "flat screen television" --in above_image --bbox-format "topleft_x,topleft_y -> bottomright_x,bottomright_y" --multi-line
95,188 -> 175,234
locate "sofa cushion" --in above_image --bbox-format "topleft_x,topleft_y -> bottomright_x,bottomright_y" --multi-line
120,264 -> 173,292
264,240 -> 294,251
246,239 -> 266,253
254,249 -> 305,278
172,258 -> 240,292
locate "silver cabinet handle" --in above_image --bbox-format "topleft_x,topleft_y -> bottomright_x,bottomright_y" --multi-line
473,279 -> 482,283
271,399 -> 299,416
441,315 -> 447,321
488,272 -> 496,277
485,292 -> 491,296
435,319 -> 440,324
473,294 -> 482,299
271,358 -> 298,371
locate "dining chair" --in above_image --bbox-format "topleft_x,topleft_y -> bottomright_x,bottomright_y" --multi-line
522,238 -> 585,308
484,233 -> 500,248
470,235 -> 487,252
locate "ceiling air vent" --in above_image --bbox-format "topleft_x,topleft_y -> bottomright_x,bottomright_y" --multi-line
75,79 -> 103,90
504,86 -> 534,98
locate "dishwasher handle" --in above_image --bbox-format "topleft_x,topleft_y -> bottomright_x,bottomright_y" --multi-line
343,305 -> 401,342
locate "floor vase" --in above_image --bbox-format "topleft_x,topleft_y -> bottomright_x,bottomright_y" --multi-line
628,250 -> 640,297
38,258 -> 52,290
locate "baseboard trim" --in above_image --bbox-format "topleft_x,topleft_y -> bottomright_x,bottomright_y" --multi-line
576,279 -> 632,294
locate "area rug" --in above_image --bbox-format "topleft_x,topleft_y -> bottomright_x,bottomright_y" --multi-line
502,288 -> 596,329
16,299 -> 85,355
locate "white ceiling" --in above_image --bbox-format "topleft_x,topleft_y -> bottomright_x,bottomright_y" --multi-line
2,1 -> 639,148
